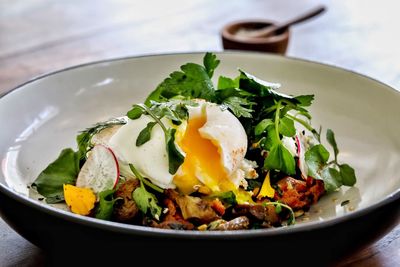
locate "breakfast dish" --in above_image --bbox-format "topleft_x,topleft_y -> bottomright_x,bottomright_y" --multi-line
32,53 -> 356,230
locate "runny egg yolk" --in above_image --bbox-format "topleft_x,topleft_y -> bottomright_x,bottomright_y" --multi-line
173,115 -> 236,194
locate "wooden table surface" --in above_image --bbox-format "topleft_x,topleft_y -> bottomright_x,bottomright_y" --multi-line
1,0 -> 399,266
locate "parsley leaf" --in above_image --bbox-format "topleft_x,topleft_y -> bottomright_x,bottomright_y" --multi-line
217,76 -> 238,90
145,55 -> 217,105
203,52 -> 220,78
222,96 -> 253,118
294,95 -> 314,107
149,100 -> 190,123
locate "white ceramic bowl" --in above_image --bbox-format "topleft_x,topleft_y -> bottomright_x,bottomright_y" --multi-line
0,52 -> 399,264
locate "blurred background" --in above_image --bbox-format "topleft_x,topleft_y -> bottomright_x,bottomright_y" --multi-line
1,0 -> 400,93
0,0 -> 399,266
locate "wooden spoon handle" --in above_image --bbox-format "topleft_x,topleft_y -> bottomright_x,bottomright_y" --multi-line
249,5 -> 326,38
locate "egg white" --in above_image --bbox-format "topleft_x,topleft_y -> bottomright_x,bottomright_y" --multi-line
107,101 -> 254,193
108,115 -> 179,189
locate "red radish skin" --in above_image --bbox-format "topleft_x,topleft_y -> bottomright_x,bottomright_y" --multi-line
106,146 -> 120,188
295,135 -> 301,160
296,134 -> 308,180
76,144 -> 120,194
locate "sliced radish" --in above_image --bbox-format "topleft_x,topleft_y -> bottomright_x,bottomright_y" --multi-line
296,134 -> 308,180
76,144 -> 119,194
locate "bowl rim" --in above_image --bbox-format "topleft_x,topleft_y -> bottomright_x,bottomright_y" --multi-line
1,50 -> 399,239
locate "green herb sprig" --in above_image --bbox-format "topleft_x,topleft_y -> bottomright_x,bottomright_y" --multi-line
305,129 -> 356,192
145,52 -> 219,105
129,164 -> 162,220
126,103 -> 185,174
77,117 -> 127,162
95,189 -> 120,220
143,53 -> 357,188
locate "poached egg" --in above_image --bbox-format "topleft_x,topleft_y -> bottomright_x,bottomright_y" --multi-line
108,100 -> 254,194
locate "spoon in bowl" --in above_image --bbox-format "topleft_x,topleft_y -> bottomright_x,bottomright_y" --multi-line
244,5 -> 326,39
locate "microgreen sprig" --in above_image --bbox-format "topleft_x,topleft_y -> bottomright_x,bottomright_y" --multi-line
262,201 -> 296,225
127,103 -> 185,174
129,164 -> 162,220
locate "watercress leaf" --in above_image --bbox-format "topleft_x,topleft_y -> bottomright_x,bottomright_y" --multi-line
279,117 -> 296,137
255,119 -> 274,136
218,76 -> 237,90
305,144 -> 330,180
136,122 -> 157,146
167,128 -> 185,174
264,143 -> 296,175
321,167 -> 342,193
127,106 -> 144,120
339,164 -> 356,186
222,96 -> 253,118
95,189 -> 118,220
294,95 -> 314,107
32,148 -> 79,203
326,129 -> 339,161
260,125 -> 280,150
203,52 -> 220,78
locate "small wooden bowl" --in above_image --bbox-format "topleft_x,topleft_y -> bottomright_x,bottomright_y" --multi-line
221,20 -> 290,54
